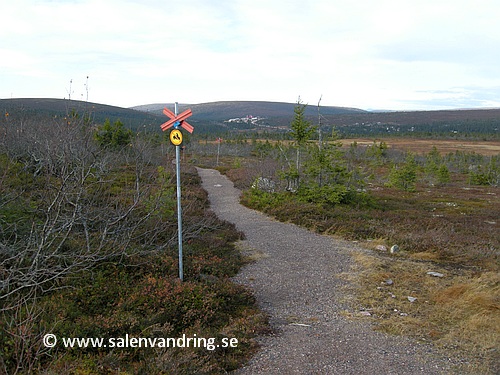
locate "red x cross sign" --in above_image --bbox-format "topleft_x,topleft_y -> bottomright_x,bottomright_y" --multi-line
161,107 -> 194,133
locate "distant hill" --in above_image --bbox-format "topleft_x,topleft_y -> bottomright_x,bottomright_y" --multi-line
1,98 -> 367,134
328,108 -> 500,136
133,101 -> 500,136
0,98 -> 163,132
2,98 -> 499,136
133,101 -> 368,133
133,100 -> 366,121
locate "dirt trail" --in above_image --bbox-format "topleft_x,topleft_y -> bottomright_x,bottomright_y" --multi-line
197,168 -> 457,375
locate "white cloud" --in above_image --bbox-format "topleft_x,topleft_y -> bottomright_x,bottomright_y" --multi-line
1,0 -> 500,110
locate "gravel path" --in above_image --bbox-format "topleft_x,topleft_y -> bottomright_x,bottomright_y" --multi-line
197,168 -> 457,375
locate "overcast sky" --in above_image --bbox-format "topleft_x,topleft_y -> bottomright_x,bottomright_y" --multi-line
2,0 -> 500,110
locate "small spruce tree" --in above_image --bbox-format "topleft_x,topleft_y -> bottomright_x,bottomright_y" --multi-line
288,98 -> 315,189
437,164 -> 451,185
387,153 -> 418,191
94,119 -> 133,148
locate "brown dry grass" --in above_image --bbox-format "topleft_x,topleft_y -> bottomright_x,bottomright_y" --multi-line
347,251 -> 500,374
207,138 -> 500,156
341,137 -> 500,156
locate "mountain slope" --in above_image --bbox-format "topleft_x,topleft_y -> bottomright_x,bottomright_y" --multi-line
3,98 -> 499,136
1,98 -> 163,131
132,100 -> 366,121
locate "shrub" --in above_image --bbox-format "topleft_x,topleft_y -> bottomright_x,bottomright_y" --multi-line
436,164 -> 451,185
94,119 -> 133,148
468,156 -> 500,186
298,184 -> 349,206
386,153 -> 418,191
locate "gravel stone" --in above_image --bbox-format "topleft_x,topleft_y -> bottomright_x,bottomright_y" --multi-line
197,168 -> 459,375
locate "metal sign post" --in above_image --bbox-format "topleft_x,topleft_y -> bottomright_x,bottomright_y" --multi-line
174,103 -> 183,281
216,137 -> 222,166
160,102 -> 194,281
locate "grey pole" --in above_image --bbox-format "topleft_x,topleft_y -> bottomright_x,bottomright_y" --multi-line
216,140 -> 220,166
174,102 -> 183,281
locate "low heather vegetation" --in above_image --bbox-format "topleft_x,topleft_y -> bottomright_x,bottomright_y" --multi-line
0,113 -> 268,374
